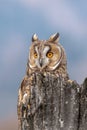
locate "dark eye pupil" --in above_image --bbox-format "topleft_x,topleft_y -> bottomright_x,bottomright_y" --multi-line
49,53 -> 51,56
34,52 -> 37,58
47,52 -> 53,58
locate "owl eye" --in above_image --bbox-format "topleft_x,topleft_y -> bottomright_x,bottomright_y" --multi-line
47,52 -> 53,58
34,52 -> 38,58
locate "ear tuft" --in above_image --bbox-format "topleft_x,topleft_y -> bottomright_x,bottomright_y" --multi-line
49,33 -> 60,42
32,34 -> 38,42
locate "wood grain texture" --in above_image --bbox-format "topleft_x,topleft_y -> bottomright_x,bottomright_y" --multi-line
79,78 -> 87,130
18,73 -> 83,130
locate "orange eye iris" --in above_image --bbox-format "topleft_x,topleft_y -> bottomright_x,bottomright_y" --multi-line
47,52 -> 53,58
34,52 -> 38,58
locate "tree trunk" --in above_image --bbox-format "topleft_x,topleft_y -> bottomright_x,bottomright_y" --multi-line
79,78 -> 87,130
19,73 -> 87,130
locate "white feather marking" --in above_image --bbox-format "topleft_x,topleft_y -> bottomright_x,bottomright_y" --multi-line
22,93 -> 28,104
43,46 -> 50,56
29,63 -> 36,69
35,46 -> 39,55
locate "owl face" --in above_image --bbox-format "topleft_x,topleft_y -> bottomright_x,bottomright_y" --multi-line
29,33 -> 65,71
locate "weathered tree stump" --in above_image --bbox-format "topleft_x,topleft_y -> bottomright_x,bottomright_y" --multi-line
17,73 -> 87,130
79,78 -> 87,130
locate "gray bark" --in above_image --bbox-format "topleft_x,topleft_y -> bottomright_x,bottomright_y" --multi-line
79,78 -> 87,130
20,73 -> 87,130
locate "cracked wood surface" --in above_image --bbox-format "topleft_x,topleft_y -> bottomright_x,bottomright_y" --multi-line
18,73 -> 87,130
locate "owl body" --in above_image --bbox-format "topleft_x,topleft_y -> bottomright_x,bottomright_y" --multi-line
17,33 -> 69,130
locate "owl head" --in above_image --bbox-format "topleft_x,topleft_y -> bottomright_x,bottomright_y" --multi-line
28,33 -> 67,72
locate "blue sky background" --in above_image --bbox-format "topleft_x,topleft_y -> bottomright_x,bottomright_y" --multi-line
0,0 -> 87,130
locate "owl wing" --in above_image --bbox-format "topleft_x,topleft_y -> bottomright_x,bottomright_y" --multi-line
17,73 -> 44,130
17,75 -> 32,130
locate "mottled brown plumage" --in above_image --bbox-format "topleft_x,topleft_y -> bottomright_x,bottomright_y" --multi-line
17,33 -> 69,130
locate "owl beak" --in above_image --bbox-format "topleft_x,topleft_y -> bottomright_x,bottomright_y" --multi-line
39,58 -> 48,70
39,59 -> 43,67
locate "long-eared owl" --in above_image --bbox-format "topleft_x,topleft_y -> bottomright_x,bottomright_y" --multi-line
17,33 -> 69,130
